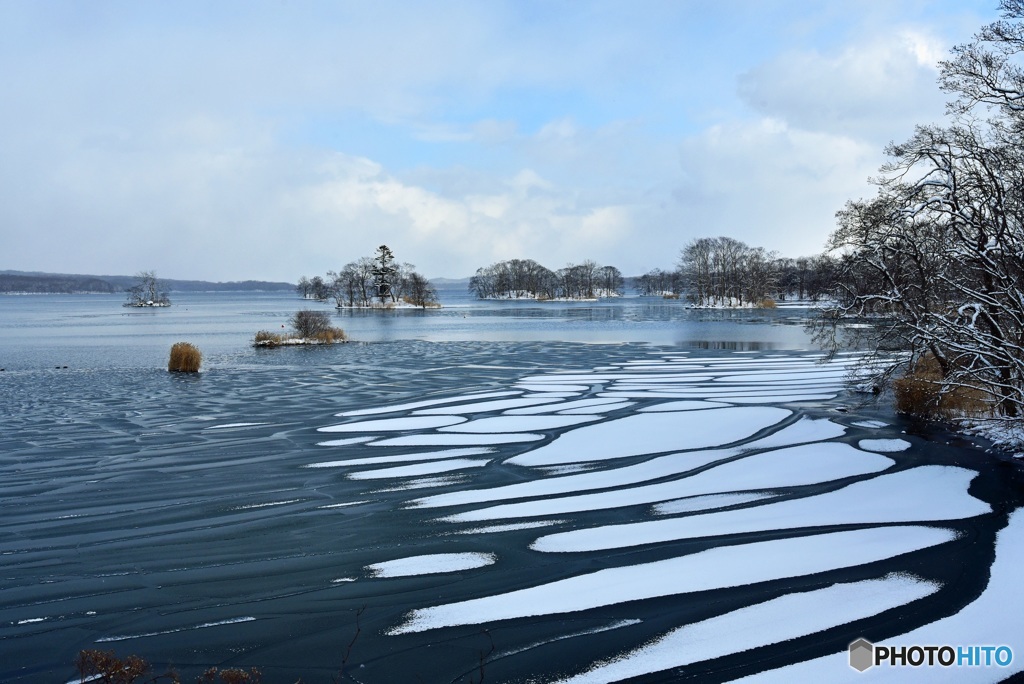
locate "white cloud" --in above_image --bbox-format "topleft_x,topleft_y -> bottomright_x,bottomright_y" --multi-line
737,28 -> 950,143
669,118 -> 879,257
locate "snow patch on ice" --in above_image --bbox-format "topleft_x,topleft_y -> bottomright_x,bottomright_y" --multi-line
858,438 -> 912,452
349,458 -> 491,480
367,552 -> 497,578
653,492 -> 777,515
530,467 -> 987,552
306,447 -> 493,468
506,407 -> 791,467
318,415 -> 467,433
390,526 -> 956,633
555,574 -> 939,683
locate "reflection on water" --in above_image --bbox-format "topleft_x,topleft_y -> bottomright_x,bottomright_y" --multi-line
0,286 -> 819,369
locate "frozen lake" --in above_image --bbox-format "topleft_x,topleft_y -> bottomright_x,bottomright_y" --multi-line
1,289 -> 1021,682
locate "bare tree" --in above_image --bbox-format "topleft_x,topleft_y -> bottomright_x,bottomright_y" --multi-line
822,1 -> 1024,420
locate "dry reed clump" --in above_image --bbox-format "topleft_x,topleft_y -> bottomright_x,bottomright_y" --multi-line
312,327 -> 348,344
893,354 -> 992,420
662,293 -> 680,299
253,330 -> 284,347
168,342 -> 202,373
759,298 -> 777,309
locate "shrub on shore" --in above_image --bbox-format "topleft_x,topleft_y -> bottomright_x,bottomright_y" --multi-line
254,311 -> 347,347
254,330 -> 284,346
168,342 -> 202,373
893,354 -> 991,420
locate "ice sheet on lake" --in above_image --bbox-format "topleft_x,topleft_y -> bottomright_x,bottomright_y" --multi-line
438,415 -> 599,433
349,458 -> 491,480
504,397 -> 630,415
316,436 -> 376,447
653,492 -> 777,515
413,449 -> 736,510
205,422 -> 268,430
414,396 -> 567,415
859,438 -> 912,452
555,574 -> 939,683
734,509 -> 1024,682
367,552 -> 497,578
637,400 -> 733,412
306,447 -> 493,468
369,433 -> 545,447
559,401 -> 636,414
531,466 -> 988,552
337,391 -> 521,416
318,415 -> 467,433
506,407 -> 791,466
440,443 -> 893,522
390,526 -> 956,633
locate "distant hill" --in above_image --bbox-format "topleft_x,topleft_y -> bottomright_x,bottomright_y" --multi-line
0,270 -> 295,294
0,273 -> 117,294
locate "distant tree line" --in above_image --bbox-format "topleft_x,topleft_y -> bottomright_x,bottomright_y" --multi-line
667,237 -> 837,307
297,245 -> 439,309
0,274 -> 117,294
469,259 -> 624,300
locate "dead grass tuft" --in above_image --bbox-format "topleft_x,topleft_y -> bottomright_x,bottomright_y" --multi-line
893,354 -> 991,420
759,298 -> 777,309
313,327 -> 348,344
253,330 -> 284,347
168,342 -> 202,373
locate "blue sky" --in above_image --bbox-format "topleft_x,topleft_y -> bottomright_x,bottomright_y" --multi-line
0,0 -> 1002,281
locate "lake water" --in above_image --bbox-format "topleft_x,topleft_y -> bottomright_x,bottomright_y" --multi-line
0,286 -> 815,371
1,290 -> 1021,682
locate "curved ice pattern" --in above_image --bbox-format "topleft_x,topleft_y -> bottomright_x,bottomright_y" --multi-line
390,526 -> 956,634
637,400 -> 732,412
438,415 -> 599,433
370,433 -> 545,447
506,407 -> 792,467
440,442 -> 892,522
414,417 -> 844,511
298,349 -> 989,680
732,509 -> 1024,683
348,458 -> 492,480
318,415 -> 467,433
531,466 -> 988,552
414,397 -> 567,414
859,438 -> 912,452
555,574 -> 940,683
306,447 -> 493,468
413,450 -> 736,510
337,391 -> 521,416
559,401 -> 636,414
653,492 -> 777,515
367,552 -> 496,578
504,397 -> 630,415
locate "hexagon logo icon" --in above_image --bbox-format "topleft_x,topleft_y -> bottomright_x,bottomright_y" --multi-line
849,638 -> 874,672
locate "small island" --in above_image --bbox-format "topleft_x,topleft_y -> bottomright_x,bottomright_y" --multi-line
469,258 -> 624,301
298,245 -> 440,309
123,271 -> 171,308
254,310 -> 347,347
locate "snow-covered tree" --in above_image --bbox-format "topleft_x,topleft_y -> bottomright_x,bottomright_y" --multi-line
822,0 -> 1024,420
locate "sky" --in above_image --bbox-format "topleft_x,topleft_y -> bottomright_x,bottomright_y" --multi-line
0,1 -> 1003,282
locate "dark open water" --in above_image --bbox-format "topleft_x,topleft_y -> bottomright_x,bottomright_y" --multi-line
1,289 -> 1021,682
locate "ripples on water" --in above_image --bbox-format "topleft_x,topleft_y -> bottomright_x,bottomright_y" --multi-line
1,291 -> 1021,682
